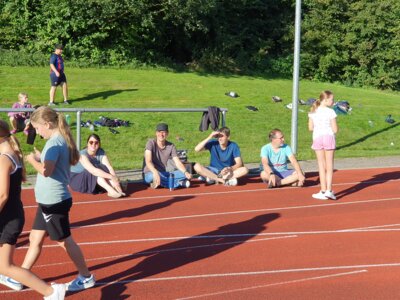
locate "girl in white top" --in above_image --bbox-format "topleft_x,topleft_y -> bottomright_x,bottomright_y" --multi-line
308,91 -> 338,200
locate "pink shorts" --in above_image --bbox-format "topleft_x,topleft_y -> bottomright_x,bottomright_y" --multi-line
312,134 -> 336,150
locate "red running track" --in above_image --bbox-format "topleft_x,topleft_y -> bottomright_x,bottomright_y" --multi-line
1,167 -> 400,299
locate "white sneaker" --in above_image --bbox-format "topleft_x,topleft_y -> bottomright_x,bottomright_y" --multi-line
0,274 -> 23,291
44,283 -> 66,300
324,190 -> 337,200
66,274 -> 95,292
312,191 -> 328,200
225,178 -> 238,186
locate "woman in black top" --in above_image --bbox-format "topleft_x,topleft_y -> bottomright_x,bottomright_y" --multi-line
0,119 -> 65,299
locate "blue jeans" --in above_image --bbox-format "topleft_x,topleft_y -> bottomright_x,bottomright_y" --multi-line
144,170 -> 186,189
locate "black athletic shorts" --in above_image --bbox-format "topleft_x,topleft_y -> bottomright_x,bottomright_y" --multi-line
0,212 -> 25,245
33,198 -> 72,241
50,72 -> 67,86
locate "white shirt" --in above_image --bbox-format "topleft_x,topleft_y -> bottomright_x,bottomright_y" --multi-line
308,106 -> 337,140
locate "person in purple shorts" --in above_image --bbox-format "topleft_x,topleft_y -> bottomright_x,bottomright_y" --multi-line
49,44 -> 69,105
260,128 -> 305,188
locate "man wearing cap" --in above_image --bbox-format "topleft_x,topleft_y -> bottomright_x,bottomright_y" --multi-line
143,123 -> 192,189
49,44 -> 69,105
194,127 -> 248,186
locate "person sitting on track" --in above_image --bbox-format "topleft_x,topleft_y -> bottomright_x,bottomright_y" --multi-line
69,133 -> 125,198
260,128 -> 305,188
193,127 -> 248,186
143,123 -> 192,189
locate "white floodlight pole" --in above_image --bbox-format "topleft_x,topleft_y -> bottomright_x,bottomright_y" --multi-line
291,0 -> 302,154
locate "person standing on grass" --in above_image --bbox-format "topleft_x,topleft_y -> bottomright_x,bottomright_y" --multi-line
143,123 -> 192,189
8,106 -> 95,292
0,119 -> 66,299
308,90 -> 338,200
8,92 -> 33,135
260,128 -> 305,188
193,127 -> 248,186
49,44 -> 70,106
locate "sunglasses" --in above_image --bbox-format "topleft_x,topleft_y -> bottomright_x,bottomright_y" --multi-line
88,140 -> 99,145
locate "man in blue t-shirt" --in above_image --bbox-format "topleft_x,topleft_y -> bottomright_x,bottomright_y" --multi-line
260,128 -> 305,188
194,127 -> 248,186
49,44 -> 69,105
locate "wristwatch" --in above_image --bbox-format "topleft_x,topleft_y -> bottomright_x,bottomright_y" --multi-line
269,172 -> 274,175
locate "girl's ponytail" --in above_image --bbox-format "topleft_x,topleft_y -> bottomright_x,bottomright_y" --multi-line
57,113 -> 80,165
310,90 -> 333,113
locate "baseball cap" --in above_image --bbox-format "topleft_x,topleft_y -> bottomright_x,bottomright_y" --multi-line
156,123 -> 168,132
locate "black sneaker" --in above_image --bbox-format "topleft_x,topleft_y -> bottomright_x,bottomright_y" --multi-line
180,180 -> 191,188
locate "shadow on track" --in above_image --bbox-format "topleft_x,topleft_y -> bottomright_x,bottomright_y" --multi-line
336,170 -> 400,199
70,195 -> 194,228
95,213 -> 280,299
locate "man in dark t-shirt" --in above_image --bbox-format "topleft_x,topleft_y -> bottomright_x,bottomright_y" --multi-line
143,123 -> 192,189
49,44 -> 69,105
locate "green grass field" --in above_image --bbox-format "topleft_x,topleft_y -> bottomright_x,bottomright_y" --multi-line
0,66 -> 399,174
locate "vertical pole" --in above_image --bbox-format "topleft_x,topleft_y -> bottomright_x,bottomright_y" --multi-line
291,0 -> 302,154
76,110 -> 81,150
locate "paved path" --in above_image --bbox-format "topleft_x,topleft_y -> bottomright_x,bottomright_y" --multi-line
23,156 -> 400,189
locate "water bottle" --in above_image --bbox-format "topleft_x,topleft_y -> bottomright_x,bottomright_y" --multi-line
65,114 -> 71,125
89,123 -> 94,131
169,173 -> 175,191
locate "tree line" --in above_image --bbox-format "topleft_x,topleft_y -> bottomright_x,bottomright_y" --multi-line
1,0 -> 399,90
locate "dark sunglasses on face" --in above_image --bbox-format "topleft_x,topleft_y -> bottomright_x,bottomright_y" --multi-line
88,140 -> 99,145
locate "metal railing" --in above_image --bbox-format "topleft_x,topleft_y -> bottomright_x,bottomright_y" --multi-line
1,107 -> 228,149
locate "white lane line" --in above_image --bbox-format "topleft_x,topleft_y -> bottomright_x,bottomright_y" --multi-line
69,196 -> 400,229
176,270 -> 368,300
22,178 -> 400,209
343,223 -> 400,231
0,269 -> 367,295
17,235 -> 297,253
31,236 -> 297,268
18,196 -> 400,235
17,226 -> 400,251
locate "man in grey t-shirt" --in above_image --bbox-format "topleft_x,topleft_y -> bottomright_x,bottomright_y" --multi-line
143,123 -> 192,189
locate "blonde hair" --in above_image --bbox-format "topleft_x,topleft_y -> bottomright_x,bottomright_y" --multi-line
0,119 -> 26,181
310,90 -> 334,113
30,106 -> 80,165
18,92 -> 28,101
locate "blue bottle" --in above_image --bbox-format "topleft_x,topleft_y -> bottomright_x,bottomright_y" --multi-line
169,173 -> 175,191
